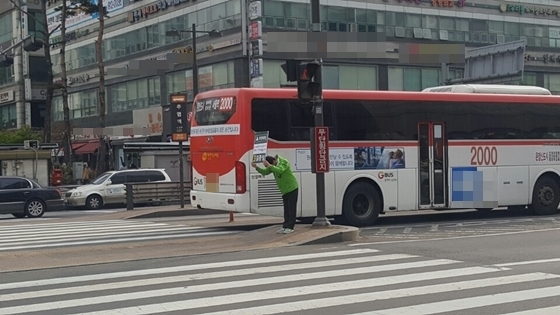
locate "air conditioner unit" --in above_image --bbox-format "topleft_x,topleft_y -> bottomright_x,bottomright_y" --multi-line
349,23 -> 358,32
24,140 -> 39,149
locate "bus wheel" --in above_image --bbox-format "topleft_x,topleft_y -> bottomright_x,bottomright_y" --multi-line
531,176 -> 560,215
342,182 -> 381,227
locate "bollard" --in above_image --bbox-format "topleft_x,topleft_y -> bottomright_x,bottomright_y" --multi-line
229,211 -> 234,222
126,184 -> 134,210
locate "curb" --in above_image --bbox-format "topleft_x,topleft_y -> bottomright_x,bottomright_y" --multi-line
127,209 -> 225,219
293,225 -> 360,245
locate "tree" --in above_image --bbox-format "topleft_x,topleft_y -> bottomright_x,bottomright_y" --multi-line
0,125 -> 42,144
70,0 -> 109,175
8,0 -> 60,144
54,0 -> 73,166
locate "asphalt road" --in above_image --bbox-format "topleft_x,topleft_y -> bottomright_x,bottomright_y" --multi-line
2,228 -> 560,315
0,208 -> 126,221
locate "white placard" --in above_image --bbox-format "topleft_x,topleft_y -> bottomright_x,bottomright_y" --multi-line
295,148 -> 354,171
248,1 -> 262,20
190,124 -> 241,137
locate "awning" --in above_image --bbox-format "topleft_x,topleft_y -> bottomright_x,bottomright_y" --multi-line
75,142 -> 99,155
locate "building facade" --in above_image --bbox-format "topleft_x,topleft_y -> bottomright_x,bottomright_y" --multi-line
1,0 -> 560,136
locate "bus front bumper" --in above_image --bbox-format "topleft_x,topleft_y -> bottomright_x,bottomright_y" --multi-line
189,190 -> 250,213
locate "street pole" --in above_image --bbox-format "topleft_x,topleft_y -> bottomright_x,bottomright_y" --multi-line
191,23 -> 199,97
179,140 -> 185,208
311,0 -> 330,227
13,2 -> 25,129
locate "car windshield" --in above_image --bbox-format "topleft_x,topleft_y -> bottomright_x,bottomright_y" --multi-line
91,173 -> 112,185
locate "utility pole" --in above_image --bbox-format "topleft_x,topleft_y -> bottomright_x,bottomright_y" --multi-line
310,0 -> 329,227
13,0 -> 25,129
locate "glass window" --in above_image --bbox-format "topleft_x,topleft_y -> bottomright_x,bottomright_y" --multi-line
505,22 -> 519,35
405,15 -> 421,28
0,104 -> 17,130
356,9 -> 367,23
439,17 -> 454,30
137,79 -> 148,108
166,71 -> 187,95
544,74 -> 560,94
148,77 -> 161,106
456,19 -> 469,32
323,66 -> 339,89
521,72 -> 537,86
388,67 -> 404,90
488,21 -> 503,33
423,16 -> 438,29
263,60 -> 288,88
339,65 -> 377,90
403,68 -> 421,91
0,65 -> 13,86
422,69 -> 439,89
211,3 -> 226,21
212,62 -> 228,86
0,14 -> 12,44
0,178 -> 30,189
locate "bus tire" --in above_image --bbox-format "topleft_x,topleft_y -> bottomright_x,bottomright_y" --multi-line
531,176 -> 560,215
342,182 -> 381,227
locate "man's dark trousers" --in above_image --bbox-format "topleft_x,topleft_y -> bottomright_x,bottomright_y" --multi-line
282,188 -> 298,229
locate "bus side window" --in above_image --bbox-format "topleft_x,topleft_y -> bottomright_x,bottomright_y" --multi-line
289,101 -> 334,141
251,99 -> 290,141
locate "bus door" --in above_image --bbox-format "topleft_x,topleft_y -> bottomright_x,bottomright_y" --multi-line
418,122 -> 448,208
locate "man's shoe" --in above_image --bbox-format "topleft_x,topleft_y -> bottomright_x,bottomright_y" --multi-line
277,228 -> 286,234
282,228 -> 294,234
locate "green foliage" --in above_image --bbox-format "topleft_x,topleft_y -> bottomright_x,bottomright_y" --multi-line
0,126 -> 42,144
61,163 -> 75,185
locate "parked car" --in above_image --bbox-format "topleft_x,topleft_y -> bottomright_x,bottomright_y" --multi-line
0,176 -> 65,218
64,169 -> 172,210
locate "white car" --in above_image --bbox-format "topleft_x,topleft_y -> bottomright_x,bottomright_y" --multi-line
64,169 -> 172,209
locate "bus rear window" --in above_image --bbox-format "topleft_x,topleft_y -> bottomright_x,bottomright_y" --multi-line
194,96 -> 237,126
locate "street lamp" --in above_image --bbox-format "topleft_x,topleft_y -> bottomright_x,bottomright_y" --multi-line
166,24 -> 222,99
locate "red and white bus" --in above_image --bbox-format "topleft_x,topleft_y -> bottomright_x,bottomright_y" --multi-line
189,85 -> 560,226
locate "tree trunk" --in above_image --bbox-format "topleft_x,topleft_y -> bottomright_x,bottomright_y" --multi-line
60,0 -> 73,165
95,0 -> 107,176
41,0 -> 53,143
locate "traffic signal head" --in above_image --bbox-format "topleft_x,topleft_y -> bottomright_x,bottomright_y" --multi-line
281,60 -> 298,82
23,36 -> 44,52
297,62 -> 321,102
0,54 -> 14,67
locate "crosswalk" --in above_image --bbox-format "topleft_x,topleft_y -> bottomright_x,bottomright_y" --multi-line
2,248 -> 560,314
0,219 -> 239,252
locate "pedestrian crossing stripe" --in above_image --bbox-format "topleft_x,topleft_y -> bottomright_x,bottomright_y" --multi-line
0,219 -> 238,252
2,248 -> 560,315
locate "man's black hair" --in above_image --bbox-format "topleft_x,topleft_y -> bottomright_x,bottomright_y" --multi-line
265,156 -> 276,164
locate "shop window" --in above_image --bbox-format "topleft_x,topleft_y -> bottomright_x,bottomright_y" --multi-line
0,65 -> 13,86
488,21 -> 503,33
323,66 -> 339,89
403,68 -> 422,91
544,74 -> 560,94
339,65 -> 378,90
0,104 -> 17,130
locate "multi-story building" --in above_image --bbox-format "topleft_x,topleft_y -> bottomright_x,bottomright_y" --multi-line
2,0 -> 560,137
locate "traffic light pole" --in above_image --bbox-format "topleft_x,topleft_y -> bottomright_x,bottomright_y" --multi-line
310,0 -> 330,227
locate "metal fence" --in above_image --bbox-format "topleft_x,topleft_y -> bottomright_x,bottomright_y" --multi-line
125,182 -> 192,210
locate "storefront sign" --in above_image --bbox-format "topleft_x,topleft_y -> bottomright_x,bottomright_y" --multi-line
499,3 -> 559,16
50,29 -> 90,47
47,0 -> 124,32
0,90 -> 14,104
431,0 -> 466,7
128,0 -> 192,23
170,94 -> 188,141
68,74 -> 90,85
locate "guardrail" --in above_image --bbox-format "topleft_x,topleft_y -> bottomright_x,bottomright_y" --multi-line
125,182 -> 192,210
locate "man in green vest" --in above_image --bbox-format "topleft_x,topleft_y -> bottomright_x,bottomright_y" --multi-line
251,155 -> 299,234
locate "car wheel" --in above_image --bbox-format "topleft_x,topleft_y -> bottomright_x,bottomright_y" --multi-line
12,213 -> 26,218
86,195 -> 103,210
25,199 -> 46,218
